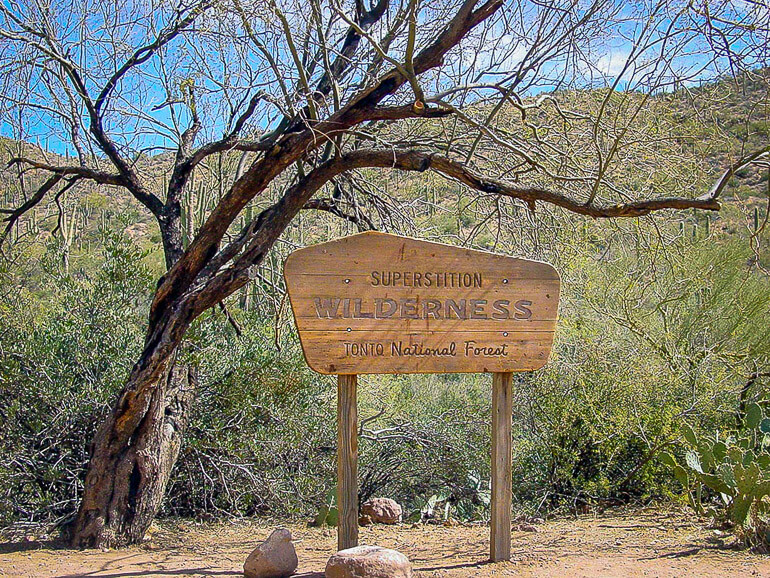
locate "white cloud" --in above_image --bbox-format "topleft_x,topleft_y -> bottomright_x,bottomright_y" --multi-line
596,50 -> 631,77
463,33 -> 531,73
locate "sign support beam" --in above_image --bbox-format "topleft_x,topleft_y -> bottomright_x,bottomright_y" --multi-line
337,374 -> 358,551
284,233 -> 560,560
490,371 -> 513,562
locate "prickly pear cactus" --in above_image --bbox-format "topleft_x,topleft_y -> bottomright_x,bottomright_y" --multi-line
659,401 -> 770,545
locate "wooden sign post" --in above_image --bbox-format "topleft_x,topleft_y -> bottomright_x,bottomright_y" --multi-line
491,371 -> 513,561
284,232 -> 560,561
337,374 -> 358,550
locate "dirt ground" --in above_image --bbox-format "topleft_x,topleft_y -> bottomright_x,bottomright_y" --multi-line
1,508 -> 768,577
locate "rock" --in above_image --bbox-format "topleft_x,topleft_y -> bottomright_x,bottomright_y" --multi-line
325,546 -> 412,578
514,523 -> 538,533
244,528 -> 298,578
360,498 -> 402,524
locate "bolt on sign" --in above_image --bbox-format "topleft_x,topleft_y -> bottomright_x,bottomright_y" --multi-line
284,232 -> 560,375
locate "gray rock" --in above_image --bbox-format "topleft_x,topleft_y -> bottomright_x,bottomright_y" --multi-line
325,545 -> 412,578
360,498 -> 402,524
244,528 -> 298,578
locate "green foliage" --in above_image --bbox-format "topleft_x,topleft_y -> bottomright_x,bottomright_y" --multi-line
164,322 -> 339,519
0,229 -> 153,528
0,229 -> 496,530
356,373 -> 491,522
499,233 -> 769,518
3,211 -> 768,537
310,489 -> 338,527
660,404 -> 770,548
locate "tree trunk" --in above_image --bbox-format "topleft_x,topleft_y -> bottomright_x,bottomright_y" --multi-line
70,360 -> 197,548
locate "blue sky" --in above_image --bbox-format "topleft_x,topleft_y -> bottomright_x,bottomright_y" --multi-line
0,0 -> 766,158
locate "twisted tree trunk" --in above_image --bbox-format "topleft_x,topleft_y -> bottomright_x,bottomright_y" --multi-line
71,360 -> 197,548
70,205 -> 196,548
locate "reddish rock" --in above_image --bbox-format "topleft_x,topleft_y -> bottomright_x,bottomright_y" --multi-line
360,498 -> 402,524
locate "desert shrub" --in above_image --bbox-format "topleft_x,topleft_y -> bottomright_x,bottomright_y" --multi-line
0,232 -> 496,529
503,236 -> 770,516
507,337 -> 682,514
0,230 -> 152,529
164,323 -> 338,518
356,373 -> 491,521
165,344 -> 493,522
1,215 -> 767,537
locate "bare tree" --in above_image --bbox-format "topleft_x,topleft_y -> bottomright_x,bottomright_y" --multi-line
1,0 -> 768,547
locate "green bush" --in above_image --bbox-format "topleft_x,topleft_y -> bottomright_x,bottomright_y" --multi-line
1,213 -> 767,539
0,230 -> 152,528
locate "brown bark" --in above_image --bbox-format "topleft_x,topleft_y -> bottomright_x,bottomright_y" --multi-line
70,362 -> 197,548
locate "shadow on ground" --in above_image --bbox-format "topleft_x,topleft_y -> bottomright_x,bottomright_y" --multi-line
0,539 -> 67,555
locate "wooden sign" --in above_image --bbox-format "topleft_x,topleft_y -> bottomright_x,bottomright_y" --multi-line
283,232 -> 560,375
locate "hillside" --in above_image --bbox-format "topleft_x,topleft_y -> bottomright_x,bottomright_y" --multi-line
2,71 -> 768,274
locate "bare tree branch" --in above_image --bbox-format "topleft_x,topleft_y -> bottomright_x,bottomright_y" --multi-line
7,157 -> 124,186
303,197 -> 376,230
151,0 -> 504,322
189,139 -> 738,312
1,173 -> 64,244
94,1 -> 216,115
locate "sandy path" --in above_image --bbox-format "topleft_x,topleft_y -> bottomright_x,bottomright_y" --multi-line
1,508 -> 767,577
